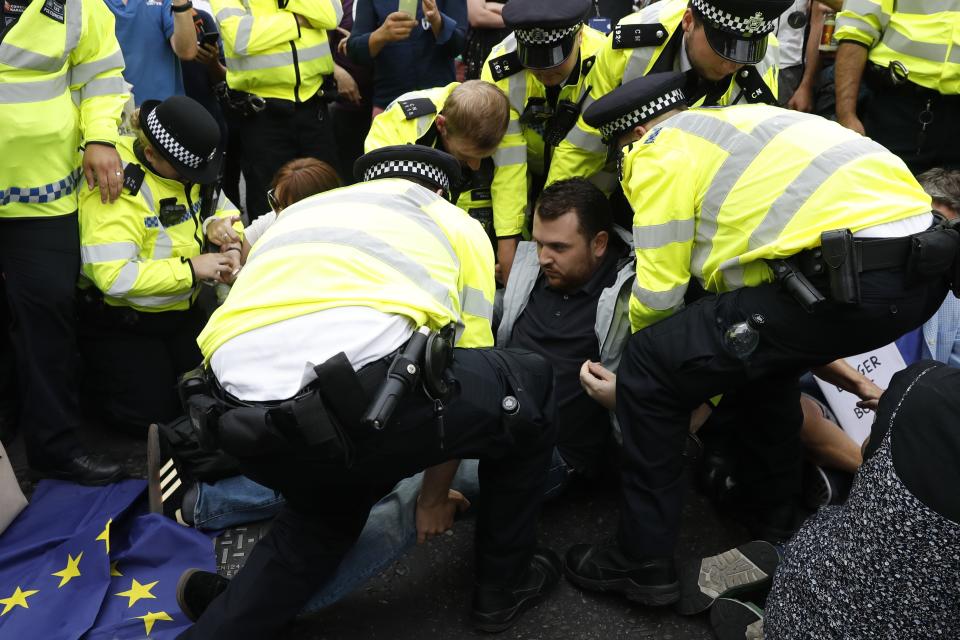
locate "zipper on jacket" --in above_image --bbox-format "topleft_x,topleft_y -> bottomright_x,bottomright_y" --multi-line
290,41 -> 302,103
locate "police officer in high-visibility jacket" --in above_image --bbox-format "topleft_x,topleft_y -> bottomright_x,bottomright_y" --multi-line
834,2 -> 960,174
365,79 -> 510,248
563,72 -> 955,607
173,145 -> 560,638
0,0 -> 128,484
212,0 -> 343,216
78,96 -> 242,436
547,0 -> 789,190
479,0 -> 606,281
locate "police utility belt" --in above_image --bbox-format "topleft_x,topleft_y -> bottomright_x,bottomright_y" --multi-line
768,219 -> 960,313
178,325 -> 455,465
214,76 -> 337,117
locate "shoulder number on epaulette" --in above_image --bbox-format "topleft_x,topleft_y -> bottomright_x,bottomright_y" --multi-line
123,163 -> 145,196
488,50 -> 522,81
612,23 -> 668,49
581,55 -> 597,76
736,66 -> 776,105
398,97 -> 437,120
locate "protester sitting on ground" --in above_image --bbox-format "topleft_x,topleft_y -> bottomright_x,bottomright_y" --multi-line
78,96 -> 241,436
697,360 -> 960,639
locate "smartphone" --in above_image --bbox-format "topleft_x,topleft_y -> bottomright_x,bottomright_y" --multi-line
397,0 -> 418,18
200,31 -> 220,47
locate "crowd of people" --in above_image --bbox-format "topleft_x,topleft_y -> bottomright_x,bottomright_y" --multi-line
2,0 -> 959,637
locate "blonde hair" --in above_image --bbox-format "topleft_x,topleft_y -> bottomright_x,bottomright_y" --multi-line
441,80 -> 510,151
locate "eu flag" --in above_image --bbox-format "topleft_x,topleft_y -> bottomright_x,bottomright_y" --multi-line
0,480 -> 215,639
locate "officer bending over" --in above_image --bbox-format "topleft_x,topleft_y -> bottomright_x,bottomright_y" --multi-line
174,145 -> 560,638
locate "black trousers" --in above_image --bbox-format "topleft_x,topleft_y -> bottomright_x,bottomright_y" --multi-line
615,268 -> 948,558
0,214 -> 85,465
78,301 -> 206,436
240,95 -> 339,218
180,347 -> 557,640
862,86 -> 960,175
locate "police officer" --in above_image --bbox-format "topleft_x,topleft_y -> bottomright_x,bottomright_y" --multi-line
78,96 -> 241,436
480,0 -> 607,281
0,0 -> 128,484
212,0 -> 343,216
563,72 -> 954,607
174,145 -> 561,638
365,80 -> 510,249
548,0 -> 791,190
834,3 -> 960,174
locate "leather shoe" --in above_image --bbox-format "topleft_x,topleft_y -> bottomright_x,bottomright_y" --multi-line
564,540 -> 680,606
177,568 -> 230,622
471,547 -> 561,633
32,455 -> 125,486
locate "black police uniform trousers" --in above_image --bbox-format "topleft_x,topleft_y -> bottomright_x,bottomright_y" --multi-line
614,267 -> 948,559
0,214 -> 85,466
180,347 -> 557,640
240,91 -> 339,218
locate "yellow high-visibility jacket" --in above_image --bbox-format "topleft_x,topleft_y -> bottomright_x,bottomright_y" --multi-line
548,0 -> 780,190
79,137 -> 242,313
211,0 -> 342,101
836,0 -> 960,94
365,83 -> 500,241
0,0 -> 127,219
621,104 -> 931,332
479,25 -> 607,238
198,178 -> 496,361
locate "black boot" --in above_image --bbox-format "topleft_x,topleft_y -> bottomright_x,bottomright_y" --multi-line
564,540 -> 680,606
471,548 -> 561,633
176,568 -> 230,622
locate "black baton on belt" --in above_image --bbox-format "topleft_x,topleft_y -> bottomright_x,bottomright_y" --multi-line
362,327 -> 431,430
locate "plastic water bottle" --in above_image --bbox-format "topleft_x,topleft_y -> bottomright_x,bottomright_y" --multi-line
722,315 -> 763,360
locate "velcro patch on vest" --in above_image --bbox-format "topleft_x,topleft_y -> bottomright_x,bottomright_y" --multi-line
611,23 -> 668,49
40,0 -> 65,23
736,66 -> 775,105
398,97 -> 437,120
487,51 -> 522,81
123,163 -> 145,196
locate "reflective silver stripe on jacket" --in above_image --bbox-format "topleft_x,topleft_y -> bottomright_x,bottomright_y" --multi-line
229,42 -> 330,72
493,145 -> 526,167
632,279 -> 685,311
0,74 -> 68,103
881,27 -> 949,63
633,218 -> 695,249
460,286 -> 493,321
78,76 -> 128,101
70,50 -> 125,87
564,123 -> 607,153
895,0 -> 960,15
124,291 -> 195,308
0,0 -> 81,71
834,15 -> 881,43
81,241 -> 139,264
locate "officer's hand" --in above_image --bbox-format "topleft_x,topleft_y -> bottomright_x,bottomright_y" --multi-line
333,64 -> 361,105
415,489 -> 470,544
83,143 -> 124,204
579,360 -> 616,410
838,112 -> 866,136
786,83 -> 814,113
378,12 -> 417,42
496,237 -> 520,284
190,252 -> 238,282
206,215 -> 242,247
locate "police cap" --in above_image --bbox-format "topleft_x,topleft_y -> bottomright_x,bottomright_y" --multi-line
502,0 -> 591,70
140,96 -> 223,184
583,72 -> 687,143
690,0 -> 793,65
354,145 -> 462,200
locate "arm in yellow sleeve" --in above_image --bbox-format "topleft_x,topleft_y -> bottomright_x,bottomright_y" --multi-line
489,112 -> 528,238
835,0 -> 891,48
212,0 -> 299,56
453,217 -> 496,348
70,0 -> 127,146
285,0 -> 343,30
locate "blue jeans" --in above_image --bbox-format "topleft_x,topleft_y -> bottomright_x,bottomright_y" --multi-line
194,449 -> 572,612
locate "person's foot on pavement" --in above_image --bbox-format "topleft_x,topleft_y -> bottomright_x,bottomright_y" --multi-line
471,547 -> 561,633
676,540 -> 779,615
147,423 -> 197,526
802,461 -> 853,509
176,568 -> 230,622
710,597 -> 764,640
564,539 -> 680,606
31,454 -> 125,486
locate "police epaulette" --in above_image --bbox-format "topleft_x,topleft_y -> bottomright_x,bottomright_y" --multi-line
612,23 -> 668,49
735,66 -> 776,105
123,163 -> 145,196
398,97 -> 437,120
582,54 -> 597,76
487,50 -> 522,81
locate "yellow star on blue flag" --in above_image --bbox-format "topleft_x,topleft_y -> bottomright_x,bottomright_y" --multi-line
135,610 -> 174,635
0,586 -> 39,616
52,552 -> 83,588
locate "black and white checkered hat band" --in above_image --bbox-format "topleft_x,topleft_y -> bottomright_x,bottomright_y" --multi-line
362,160 -> 451,192
515,23 -> 581,46
690,0 -> 775,36
599,88 -> 686,141
146,109 -> 204,170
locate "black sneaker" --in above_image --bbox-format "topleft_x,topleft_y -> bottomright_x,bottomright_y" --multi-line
176,568 -> 230,622
147,423 -> 196,526
471,548 -> 561,633
710,598 -> 764,640
564,540 -> 679,606
802,462 -> 853,509
676,540 -> 779,615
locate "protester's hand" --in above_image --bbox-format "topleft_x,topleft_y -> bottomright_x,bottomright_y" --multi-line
336,27 -> 351,56
786,83 -> 814,113
217,247 -> 242,283
579,360 -> 616,410
333,65 -> 361,105
837,112 -> 865,136
83,143 -> 124,204
195,42 -> 219,66
423,0 -> 442,32
855,379 -> 884,412
190,252 -> 238,282
206,215 -> 242,247
415,489 -> 470,544
377,12 -> 417,42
